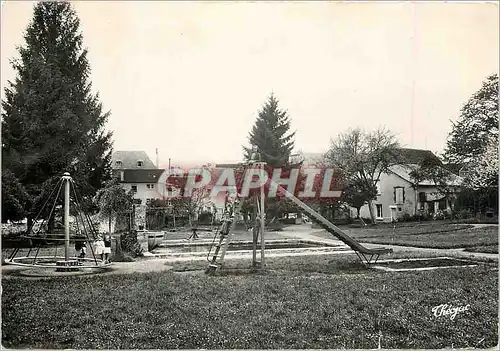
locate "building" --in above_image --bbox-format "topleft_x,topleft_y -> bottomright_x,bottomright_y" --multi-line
112,151 -> 165,205
296,149 -> 462,221
112,150 -> 157,170
356,148 -> 462,221
115,169 -> 166,205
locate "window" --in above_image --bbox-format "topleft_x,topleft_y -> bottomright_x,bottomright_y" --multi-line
394,187 -> 405,204
376,204 -> 383,218
137,160 -> 143,167
418,192 -> 426,203
115,160 -> 122,167
146,184 -> 155,189
131,185 -> 137,193
439,199 -> 447,210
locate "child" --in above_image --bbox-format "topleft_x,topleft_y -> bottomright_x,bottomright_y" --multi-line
79,241 -> 87,259
103,234 -> 112,263
94,235 -> 105,263
75,240 -> 83,258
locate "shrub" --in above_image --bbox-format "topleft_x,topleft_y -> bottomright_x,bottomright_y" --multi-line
280,217 -> 296,225
400,213 -> 412,222
266,221 -> 284,232
433,210 -> 445,220
197,211 -> 213,225
120,230 -> 143,258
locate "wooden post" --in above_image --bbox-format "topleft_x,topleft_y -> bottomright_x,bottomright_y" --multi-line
260,162 -> 265,267
252,195 -> 258,267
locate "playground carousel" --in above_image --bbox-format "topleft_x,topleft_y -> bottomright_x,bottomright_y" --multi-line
4,173 -> 112,275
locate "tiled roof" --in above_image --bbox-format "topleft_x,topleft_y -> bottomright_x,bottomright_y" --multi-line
112,151 -> 156,169
115,169 -> 165,183
389,164 -> 463,186
395,148 -> 442,165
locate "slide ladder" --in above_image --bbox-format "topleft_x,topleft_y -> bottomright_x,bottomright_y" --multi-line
206,196 -> 244,273
206,163 -> 250,274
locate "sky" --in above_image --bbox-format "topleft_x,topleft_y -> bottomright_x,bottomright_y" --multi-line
1,1 -> 498,167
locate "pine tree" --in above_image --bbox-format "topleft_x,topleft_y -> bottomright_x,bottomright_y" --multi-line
243,94 -> 295,166
1,2 -> 112,223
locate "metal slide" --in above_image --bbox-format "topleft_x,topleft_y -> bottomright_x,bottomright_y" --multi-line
271,179 -> 393,265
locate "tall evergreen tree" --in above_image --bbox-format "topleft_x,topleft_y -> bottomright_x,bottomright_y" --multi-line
1,2 -> 112,223
243,94 -> 295,166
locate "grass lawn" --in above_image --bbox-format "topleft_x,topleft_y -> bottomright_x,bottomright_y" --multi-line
464,245 -> 499,254
358,226 -> 498,249
2,254 -> 497,349
312,223 -> 498,249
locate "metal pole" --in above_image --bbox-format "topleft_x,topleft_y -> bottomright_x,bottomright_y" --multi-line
63,172 -> 71,261
260,162 -> 265,267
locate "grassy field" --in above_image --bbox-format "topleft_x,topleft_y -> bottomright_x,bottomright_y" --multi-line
464,245 -> 499,254
2,253 -> 498,349
311,223 -> 498,249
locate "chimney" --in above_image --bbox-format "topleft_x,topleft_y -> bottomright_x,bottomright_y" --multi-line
156,148 -> 159,169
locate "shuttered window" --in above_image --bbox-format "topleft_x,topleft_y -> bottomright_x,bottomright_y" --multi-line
394,187 -> 405,204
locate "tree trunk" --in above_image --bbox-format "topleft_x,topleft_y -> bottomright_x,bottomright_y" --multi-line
252,198 -> 258,267
356,208 -> 361,219
367,199 -> 376,224
414,185 -> 418,216
27,216 -> 33,233
108,216 -> 112,235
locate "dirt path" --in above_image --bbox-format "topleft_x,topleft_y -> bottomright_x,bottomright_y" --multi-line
3,223 -> 496,278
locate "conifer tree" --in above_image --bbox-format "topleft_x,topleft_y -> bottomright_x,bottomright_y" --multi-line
1,2 -> 112,223
243,94 -> 295,166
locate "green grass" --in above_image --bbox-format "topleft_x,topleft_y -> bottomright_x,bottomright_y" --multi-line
312,224 -> 498,249
464,245 -> 499,254
170,250 -> 497,273
351,223 -> 476,238
2,253 -> 497,349
375,258 -> 479,269
358,226 -> 498,249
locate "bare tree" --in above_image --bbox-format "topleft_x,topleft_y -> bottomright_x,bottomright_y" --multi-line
186,185 -> 213,227
325,127 -> 400,223
171,169 -> 215,228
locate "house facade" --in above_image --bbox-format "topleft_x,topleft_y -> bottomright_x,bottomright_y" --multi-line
115,169 -> 166,205
112,151 -> 165,205
356,149 -> 462,222
112,151 -> 227,227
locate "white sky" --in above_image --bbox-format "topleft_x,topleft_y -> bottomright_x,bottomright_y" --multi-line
1,1 -> 498,167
